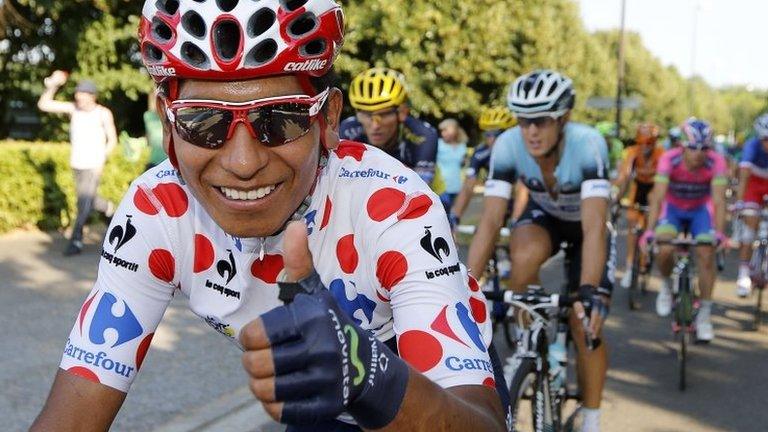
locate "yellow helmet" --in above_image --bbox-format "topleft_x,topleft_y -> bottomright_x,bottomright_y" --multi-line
479,106 -> 516,131
348,67 -> 408,111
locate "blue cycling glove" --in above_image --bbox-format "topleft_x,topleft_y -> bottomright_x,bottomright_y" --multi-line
261,271 -> 409,429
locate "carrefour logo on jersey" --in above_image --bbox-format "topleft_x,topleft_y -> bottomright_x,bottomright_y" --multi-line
65,291 -> 145,379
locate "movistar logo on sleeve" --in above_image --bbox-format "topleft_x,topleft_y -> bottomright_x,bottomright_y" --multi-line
344,325 -> 366,386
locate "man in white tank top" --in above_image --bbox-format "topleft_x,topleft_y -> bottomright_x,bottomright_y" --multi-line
38,71 -> 118,256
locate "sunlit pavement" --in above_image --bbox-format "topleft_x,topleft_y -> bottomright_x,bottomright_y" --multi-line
1,216 -> 767,431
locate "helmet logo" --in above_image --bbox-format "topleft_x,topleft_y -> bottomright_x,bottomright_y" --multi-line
147,65 -> 177,77
284,59 -> 328,72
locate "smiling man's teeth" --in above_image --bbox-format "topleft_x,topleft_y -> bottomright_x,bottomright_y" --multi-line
220,185 -> 276,201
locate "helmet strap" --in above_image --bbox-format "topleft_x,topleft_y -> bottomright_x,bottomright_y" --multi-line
165,79 -> 181,169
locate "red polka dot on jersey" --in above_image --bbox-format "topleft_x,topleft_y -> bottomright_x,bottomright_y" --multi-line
468,275 -> 480,292
148,249 -> 175,283
67,366 -> 100,384
397,193 -> 432,220
136,333 -> 154,371
376,251 -> 408,291
193,234 -> 215,273
334,141 -> 367,161
153,183 -> 189,217
251,254 -> 284,284
398,330 -> 443,373
469,296 -> 488,324
336,234 -> 358,274
376,290 -> 389,303
134,188 -> 159,215
320,196 -> 332,230
367,188 -> 406,222
483,377 -> 496,388
78,291 -> 98,335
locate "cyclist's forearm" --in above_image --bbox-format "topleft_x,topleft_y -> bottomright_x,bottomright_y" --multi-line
736,167 -> 750,201
713,185 -> 727,233
451,178 -> 477,218
645,183 -> 666,232
467,202 -> 505,279
580,207 -> 607,286
371,370 -> 505,432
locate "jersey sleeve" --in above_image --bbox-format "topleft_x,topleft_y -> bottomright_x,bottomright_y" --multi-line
485,130 -> 518,199
406,119 -> 438,186
362,187 -> 495,389
712,152 -> 729,186
580,130 -> 611,200
59,180 -> 181,392
465,145 -> 490,179
654,150 -> 673,183
740,138 -> 758,169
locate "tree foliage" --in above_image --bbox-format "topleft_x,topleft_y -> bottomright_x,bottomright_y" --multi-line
1,0 -> 766,141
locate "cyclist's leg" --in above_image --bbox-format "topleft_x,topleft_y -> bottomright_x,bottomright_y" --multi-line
654,202 -> 681,277
691,203 -> 717,301
508,200 -> 554,292
625,209 -> 642,270
558,223 -> 608,410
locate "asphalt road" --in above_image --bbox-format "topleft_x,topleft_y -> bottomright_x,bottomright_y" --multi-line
2,209 -> 768,431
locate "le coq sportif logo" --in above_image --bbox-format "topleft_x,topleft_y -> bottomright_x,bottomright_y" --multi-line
108,216 -> 136,252
420,226 -> 450,263
216,249 -> 237,285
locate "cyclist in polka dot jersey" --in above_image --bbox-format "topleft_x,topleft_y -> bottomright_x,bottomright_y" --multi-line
32,1 -> 507,431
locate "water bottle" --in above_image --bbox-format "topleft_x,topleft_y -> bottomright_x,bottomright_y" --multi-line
547,331 -> 567,390
497,248 -> 511,279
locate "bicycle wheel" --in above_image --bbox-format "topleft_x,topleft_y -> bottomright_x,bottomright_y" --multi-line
508,358 -> 560,432
679,330 -> 688,391
754,246 -> 768,331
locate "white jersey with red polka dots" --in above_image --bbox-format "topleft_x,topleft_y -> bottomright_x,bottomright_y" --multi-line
59,140 -> 495,394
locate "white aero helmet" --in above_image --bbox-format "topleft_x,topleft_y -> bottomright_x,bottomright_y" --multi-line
507,69 -> 575,118
754,113 -> 768,139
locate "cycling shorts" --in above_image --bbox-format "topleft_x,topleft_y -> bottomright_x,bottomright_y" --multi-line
629,181 -> 653,207
744,175 -> 768,209
512,199 -> 615,294
656,201 -> 715,243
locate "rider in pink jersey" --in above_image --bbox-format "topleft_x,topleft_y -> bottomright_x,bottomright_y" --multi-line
641,119 -> 728,342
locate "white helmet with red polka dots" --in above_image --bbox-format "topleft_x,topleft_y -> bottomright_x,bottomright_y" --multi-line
139,0 -> 344,83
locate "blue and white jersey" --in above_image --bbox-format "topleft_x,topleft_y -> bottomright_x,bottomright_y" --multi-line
465,144 -> 492,179
485,122 -> 610,221
339,115 -> 438,186
740,137 -> 768,179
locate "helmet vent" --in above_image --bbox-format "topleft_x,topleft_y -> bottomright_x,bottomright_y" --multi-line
155,0 -> 180,15
182,11 -> 207,39
181,41 -> 210,68
216,0 -> 238,12
152,18 -> 174,43
247,8 -> 276,37
288,12 -> 317,38
246,39 -> 278,66
213,20 -> 241,61
281,0 -> 308,12
300,38 -> 326,57
143,43 -> 165,63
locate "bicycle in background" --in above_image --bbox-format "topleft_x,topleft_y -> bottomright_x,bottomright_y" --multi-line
457,224 -> 515,348
655,237 -> 707,391
746,200 -> 768,330
483,286 -> 600,432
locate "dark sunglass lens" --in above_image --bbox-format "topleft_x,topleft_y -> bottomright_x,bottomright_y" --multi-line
175,107 -> 233,149
255,103 -> 311,147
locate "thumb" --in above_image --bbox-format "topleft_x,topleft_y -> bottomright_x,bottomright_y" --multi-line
282,221 -> 314,282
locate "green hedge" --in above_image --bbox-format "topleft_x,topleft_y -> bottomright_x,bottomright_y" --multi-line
0,140 -> 148,234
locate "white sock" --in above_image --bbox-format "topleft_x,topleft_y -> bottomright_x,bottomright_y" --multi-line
739,264 -> 750,279
581,407 -> 601,432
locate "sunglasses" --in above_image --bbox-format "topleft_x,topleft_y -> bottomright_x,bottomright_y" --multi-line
166,88 -> 329,149
518,116 -> 557,129
685,143 -> 711,151
483,130 -> 503,138
356,108 -> 398,124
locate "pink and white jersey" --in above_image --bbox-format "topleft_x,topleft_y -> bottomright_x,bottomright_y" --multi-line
59,141 -> 494,393
654,147 -> 728,210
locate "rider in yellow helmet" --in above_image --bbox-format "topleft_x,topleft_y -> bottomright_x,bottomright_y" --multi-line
341,67 -> 441,191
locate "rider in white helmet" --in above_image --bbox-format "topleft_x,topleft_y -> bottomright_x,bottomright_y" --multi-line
468,69 -> 613,432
